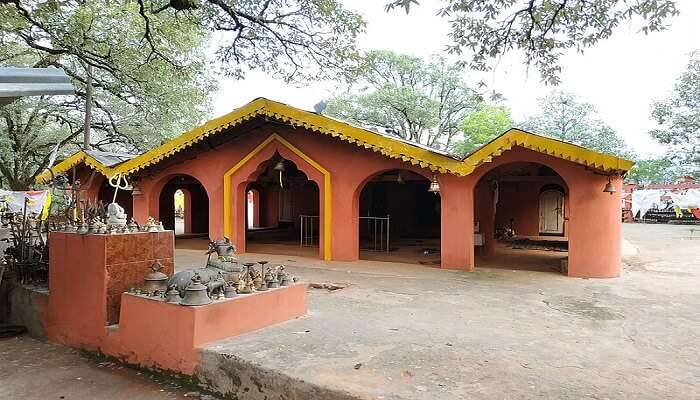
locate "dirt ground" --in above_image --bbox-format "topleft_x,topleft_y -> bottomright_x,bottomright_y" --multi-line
190,223 -> 700,399
0,335 -> 220,399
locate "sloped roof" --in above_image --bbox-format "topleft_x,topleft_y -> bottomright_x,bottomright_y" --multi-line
36,97 -> 633,184
36,150 -> 136,183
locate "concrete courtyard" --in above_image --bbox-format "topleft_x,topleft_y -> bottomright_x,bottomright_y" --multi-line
1,223 -> 698,399
177,224 -> 700,399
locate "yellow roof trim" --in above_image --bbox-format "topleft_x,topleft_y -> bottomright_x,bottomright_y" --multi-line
36,100 -> 634,184
463,128 -> 634,174
111,98 -> 466,176
35,150 -> 113,184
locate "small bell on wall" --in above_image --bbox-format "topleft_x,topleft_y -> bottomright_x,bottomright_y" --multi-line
428,174 -> 440,194
603,176 -> 616,195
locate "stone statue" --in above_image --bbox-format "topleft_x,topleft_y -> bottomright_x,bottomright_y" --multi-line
106,202 -> 127,226
167,237 -> 243,296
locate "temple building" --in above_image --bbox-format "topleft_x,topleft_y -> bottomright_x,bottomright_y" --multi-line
38,98 -> 633,278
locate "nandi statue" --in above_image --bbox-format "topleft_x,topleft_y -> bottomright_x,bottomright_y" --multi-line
167,237 -> 242,297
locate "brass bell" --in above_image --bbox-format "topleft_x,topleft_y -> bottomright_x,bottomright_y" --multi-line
164,284 -> 181,304
268,275 -> 279,288
428,174 -> 440,194
224,284 -> 237,298
180,274 -> 212,306
143,261 -> 169,294
603,176 -> 616,195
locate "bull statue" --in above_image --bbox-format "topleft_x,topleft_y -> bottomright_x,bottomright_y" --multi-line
167,237 -> 242,297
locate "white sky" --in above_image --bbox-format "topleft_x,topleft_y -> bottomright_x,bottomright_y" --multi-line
213,0 -> 700,157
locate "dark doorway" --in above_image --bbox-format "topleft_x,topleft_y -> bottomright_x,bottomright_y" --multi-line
158,175 -> 209,236
358,170 -> 440,265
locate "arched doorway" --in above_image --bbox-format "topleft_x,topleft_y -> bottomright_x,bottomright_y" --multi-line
246,188 -> 260,229
158,174 -> 209,237
473,162 -> 569,273
244,154 -> 321,258
357,169 -> 440,264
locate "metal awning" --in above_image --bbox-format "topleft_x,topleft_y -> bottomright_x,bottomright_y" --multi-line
84,150 -> 136,167
0,67 -> 74,106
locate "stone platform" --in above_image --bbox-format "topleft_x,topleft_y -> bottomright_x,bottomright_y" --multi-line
41,231 -> 307,376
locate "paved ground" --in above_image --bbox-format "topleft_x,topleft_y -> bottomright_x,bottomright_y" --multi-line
0,335 -> 220,399
1,224 -> 698,399
181,224 -> 700,399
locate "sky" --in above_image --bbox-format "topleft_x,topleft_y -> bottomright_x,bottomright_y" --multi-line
213,0 -> 700,158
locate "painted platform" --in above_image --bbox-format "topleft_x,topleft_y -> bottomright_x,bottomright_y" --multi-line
43,230 -> 307,375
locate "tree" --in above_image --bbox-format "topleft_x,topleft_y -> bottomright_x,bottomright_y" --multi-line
625,157 -> 680,185
649,51 -> 699,177
455,103 -> 513,155
385,0 -> 679,85
323,50 -> 481,150
521,91 -> 633,157
136,0 -> 365,83
0,0 -> 365,190
0,0 -> 214,190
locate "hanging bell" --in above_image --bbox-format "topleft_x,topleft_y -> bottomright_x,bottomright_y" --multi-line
428,174 -> 440,194
273,159 -> 286,188
180,274 -> 212,306
273,160 -> 286,172
603,176 -> 616,195
164,285 -> 181,304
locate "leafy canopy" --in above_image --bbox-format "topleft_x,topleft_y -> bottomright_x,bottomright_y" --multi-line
140,0 -> 365,82
521,90 -> 633,158
0,0 -> 213,189
385,0 -> 679,84
323,50 -> 482,151
649,51 -> 699,177
625,157 -> 680,185
0,0 -> 366,189
456,103 -> 514,155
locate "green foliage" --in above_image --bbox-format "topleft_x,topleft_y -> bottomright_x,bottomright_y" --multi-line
625,157 -> 680,184
147,0 -> 365,83
324,50 -> 481,150
0,0 -> 366,190
385,0 -> 679,85
0,0 -> 214,189
521,91 -> 633,158
455,103 -> 513,155
649,51 -> 699,177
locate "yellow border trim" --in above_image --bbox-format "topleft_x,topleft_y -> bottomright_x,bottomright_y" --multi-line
37,99 -> 633,186
99,98 -> 465,176
222,133 -> 332,260
35,151 -> 115,184
463,129 -> 635,174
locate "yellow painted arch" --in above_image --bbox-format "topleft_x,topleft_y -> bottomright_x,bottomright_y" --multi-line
222,133 -> 332,260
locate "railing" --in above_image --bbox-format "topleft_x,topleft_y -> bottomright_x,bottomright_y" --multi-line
359,216 -> 390,253
300,214 -> 319,247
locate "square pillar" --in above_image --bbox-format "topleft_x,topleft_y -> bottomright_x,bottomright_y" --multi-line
439,175 -> 474,270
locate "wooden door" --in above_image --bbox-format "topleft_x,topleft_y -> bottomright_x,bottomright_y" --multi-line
539,190 -> 564,235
